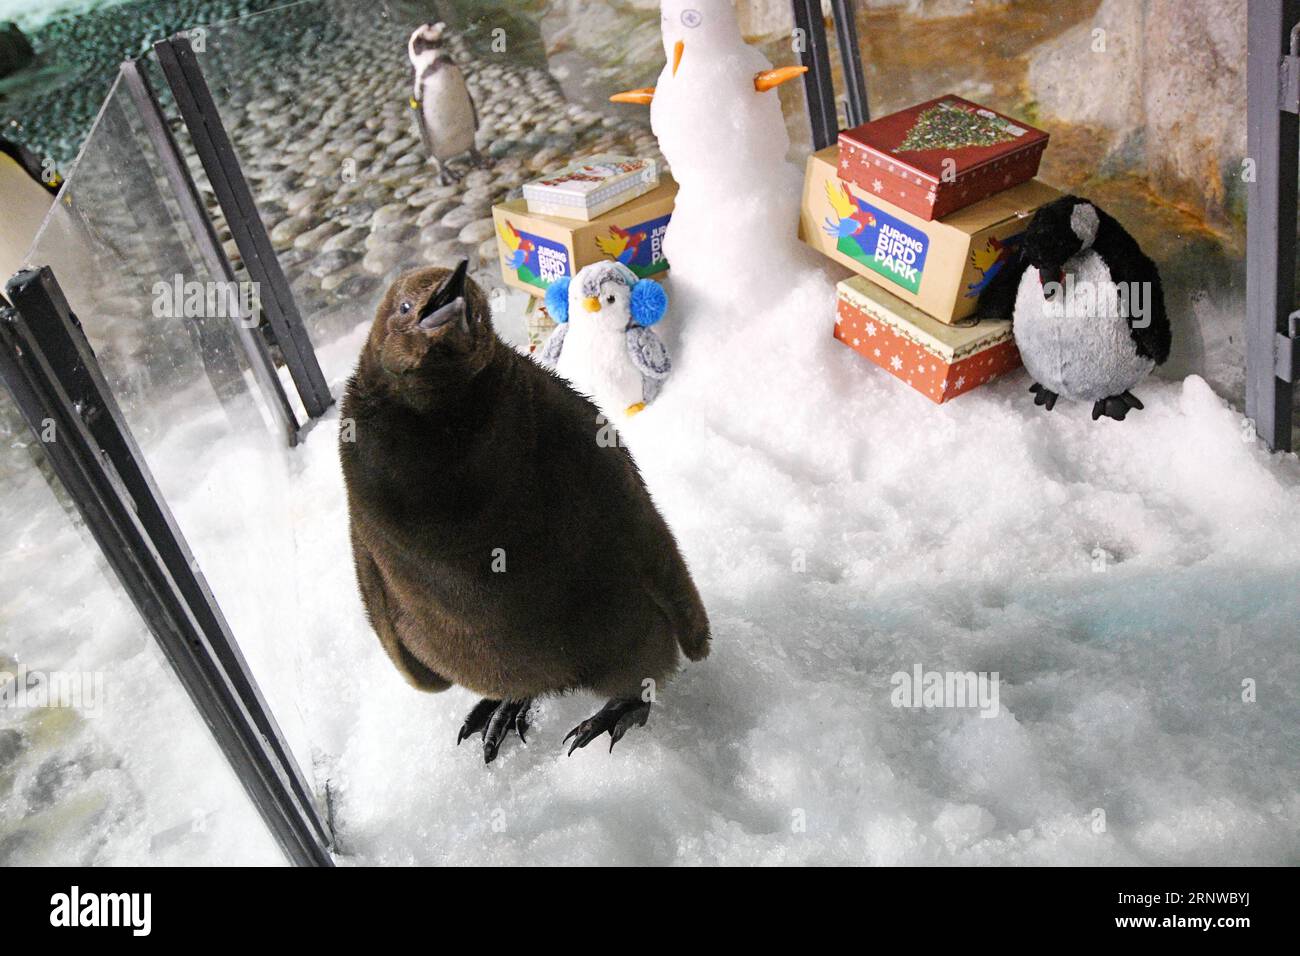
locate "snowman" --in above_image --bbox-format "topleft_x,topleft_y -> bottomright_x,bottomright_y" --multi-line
612,0 -> 810,317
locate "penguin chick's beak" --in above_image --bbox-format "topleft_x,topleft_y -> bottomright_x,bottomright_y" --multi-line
418,297 -> 467,333
672,40 -> 684,77
611,87 -> 656,105
754,65 -> 808,92
417,259 -> 471,332
583,296 -> 602,313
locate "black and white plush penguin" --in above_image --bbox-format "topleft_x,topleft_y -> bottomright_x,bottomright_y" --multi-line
407,22 -> 481,186
979,196 -> 1171,421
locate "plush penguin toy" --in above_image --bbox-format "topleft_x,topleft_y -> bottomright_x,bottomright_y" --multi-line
538,261 -> 671,417
407,22 -> 481,185
980,196 -> 1171,421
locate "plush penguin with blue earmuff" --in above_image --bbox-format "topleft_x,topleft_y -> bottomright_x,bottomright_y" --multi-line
979,195 -> 1171,421
538,261 -> 671,418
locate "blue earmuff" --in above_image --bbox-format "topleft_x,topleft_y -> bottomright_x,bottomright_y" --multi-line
545,277 -> 572,323
630,279 -> 668,328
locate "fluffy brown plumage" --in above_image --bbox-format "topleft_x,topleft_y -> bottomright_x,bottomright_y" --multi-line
340,263 -> 709,762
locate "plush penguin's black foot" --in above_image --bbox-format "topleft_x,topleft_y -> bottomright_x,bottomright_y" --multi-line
1029,383 -> 1059,411
457,697 -> 532,764
563,698 -> 651,756
1091,391 -> 1145,422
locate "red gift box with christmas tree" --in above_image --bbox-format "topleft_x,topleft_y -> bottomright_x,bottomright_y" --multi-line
838,95 -> 1049,222
835,276 -> 1021,404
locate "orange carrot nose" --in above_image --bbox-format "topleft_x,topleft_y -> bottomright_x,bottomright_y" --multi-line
610,87 -> 656,105
754,65 -> 808,92
672,40 -> 684,77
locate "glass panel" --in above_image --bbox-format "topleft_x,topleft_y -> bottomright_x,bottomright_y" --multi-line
0,388 -> 283,866
188,0 -> 677,377
22,75 -> 316,782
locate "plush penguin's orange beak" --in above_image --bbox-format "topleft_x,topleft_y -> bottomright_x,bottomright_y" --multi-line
672,39 -> 684,76
754,65 -> 808,92
583,296 -> 602,312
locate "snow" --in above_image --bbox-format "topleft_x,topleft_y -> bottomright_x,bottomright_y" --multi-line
248,225 -> 1298,864
6,249 -> 1299,864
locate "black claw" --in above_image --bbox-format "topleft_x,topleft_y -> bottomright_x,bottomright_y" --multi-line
460,697 -> 531,763
457,697 -> 499,746
482,698 -> 532,765
514,704 -> 530,745
564,699 -> 652,756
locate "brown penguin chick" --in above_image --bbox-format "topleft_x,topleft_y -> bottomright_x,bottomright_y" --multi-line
340,261 -> 710,764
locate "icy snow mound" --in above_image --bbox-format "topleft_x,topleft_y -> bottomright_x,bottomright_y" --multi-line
281,268 -> 1300,864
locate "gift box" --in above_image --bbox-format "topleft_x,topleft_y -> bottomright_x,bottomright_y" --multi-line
522,298 -> 558,354
492,175 -> 676,297
522,155 -> 660,221
800,145 -> 1061,323
835,276 -> 1020,404
838,95 -> 1049,221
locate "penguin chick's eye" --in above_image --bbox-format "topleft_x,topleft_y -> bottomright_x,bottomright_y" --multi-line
399,301 -> 412,315
605,294 -> 617,305
681,9 -> 702,27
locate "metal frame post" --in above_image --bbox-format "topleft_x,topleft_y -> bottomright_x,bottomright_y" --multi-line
1247,0 -> 1300,452
830,0 -> 869,128
794,0 -> 839,151
1,266 -> 333,867
119,57 -> 303,446
153,34 -> 334,422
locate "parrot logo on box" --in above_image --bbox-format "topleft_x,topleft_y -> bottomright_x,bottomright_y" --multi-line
595,214 -> 671,278
965,232 -> 1024,298
497,219 -> 571,290
823,180 -> 929,294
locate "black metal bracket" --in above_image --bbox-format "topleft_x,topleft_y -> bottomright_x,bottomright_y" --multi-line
831,0 -> 869,128
0,266 -> 334,867
794,0 -> 839,151
1278,311 -> 1300,383
1246,0 -> 1299,452
794,0 -> 870,151
118,57 -> 304,446
153,34 -> 334,422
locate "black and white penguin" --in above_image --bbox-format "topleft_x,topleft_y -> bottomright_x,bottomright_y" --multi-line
980,196 -> 1171,421
407,22 -> 481,186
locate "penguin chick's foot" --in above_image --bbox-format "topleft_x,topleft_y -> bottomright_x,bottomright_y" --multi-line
457,697 -> 532,764
1091,391 -> 1145,422
1029,383 -> 1058,411
625,402 -> 646,417
564,698 -> 651,755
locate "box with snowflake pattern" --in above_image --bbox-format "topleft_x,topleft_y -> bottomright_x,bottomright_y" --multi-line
800,145 -> 1061,323
838,95 -> 1049,221
834,276 -> 1020,404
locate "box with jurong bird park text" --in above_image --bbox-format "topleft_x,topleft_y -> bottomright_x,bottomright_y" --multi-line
835,276 -> 1021,404
492,175 -> 677,300
800,145 -> 1062,324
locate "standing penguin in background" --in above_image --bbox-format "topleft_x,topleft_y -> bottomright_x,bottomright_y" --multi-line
537,261 -> 672,419
407,22 -> 481,185
979,196 -> 1171,421
341,261 -> 709,765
